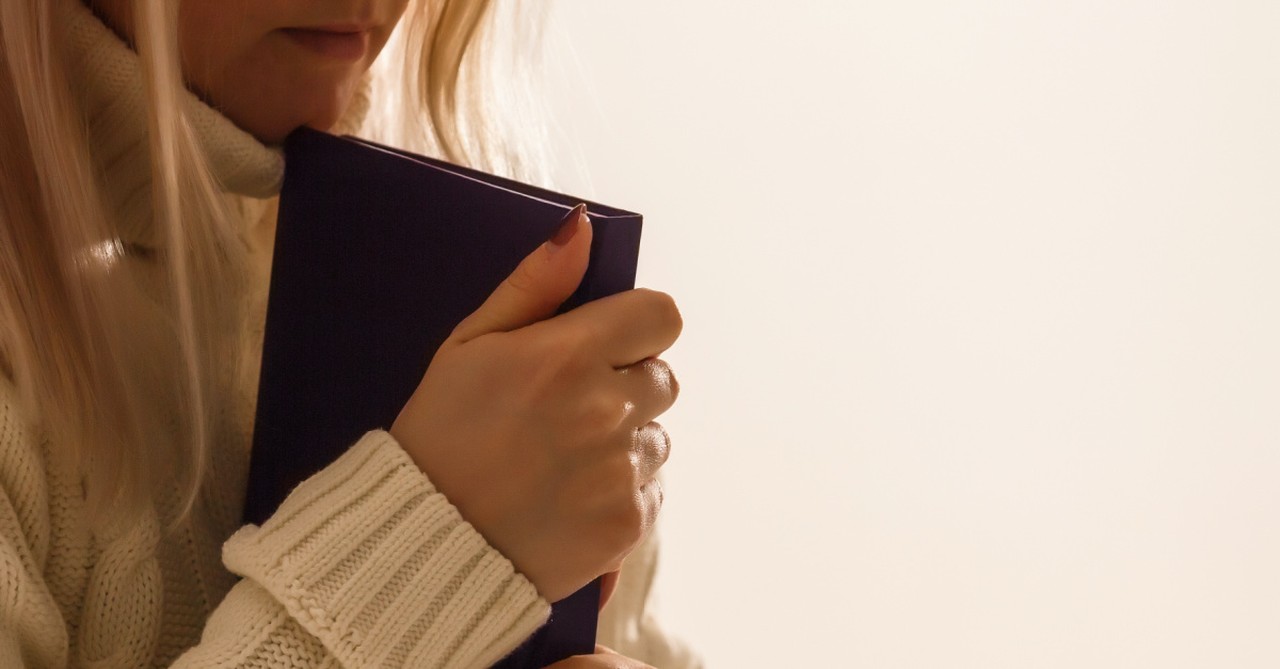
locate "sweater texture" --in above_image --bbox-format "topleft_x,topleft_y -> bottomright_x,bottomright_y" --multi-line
0,3 -> 697,668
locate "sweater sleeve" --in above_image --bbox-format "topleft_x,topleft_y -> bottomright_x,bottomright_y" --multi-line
189,429 -> 551,668
0,375 -> 550,669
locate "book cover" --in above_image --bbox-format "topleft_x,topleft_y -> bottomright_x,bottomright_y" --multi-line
243,127 -> 643,666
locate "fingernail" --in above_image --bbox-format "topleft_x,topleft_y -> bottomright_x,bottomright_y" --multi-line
547,203 -> 587,253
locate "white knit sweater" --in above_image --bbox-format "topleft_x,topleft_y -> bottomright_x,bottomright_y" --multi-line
0,3 -> 697,668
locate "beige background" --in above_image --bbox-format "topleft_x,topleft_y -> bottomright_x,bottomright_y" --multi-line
544,1 -> 1280,666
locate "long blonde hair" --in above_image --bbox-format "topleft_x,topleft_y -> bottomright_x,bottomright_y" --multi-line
0,0 -> 548,523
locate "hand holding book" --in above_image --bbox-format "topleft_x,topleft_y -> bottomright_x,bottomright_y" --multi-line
244,128 -> 668,666
389,205 -> 681,604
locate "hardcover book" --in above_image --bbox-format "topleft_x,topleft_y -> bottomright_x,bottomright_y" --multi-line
242,127 -> 643,667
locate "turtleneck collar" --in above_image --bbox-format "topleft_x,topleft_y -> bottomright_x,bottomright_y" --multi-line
63,0 -> 369,246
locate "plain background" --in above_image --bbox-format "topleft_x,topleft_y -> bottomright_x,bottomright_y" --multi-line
543,2 -> 1279,667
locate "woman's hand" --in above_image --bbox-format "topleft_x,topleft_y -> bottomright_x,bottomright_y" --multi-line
543,645 -> 655,668
599,569 -> 621,611
390,208 -> 682,603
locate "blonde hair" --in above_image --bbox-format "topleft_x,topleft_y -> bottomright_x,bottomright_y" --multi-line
0,0 -> 547,523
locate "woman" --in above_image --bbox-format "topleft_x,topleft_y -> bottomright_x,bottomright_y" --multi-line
0,0 -> 697,666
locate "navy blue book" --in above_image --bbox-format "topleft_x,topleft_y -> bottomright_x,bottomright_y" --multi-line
242,127 -> 643,667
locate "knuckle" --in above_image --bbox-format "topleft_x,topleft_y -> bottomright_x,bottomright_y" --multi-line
648,422 -> 671,467
651,479 -> 665,513
667,363 -> 680,403
643,358 -> 678,404
643,289 -> 683,337
612,499 -> 646,544
601,475 -> 647,550
616,480 -> 659,554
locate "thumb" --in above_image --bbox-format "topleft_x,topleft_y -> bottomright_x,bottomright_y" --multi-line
450,204 -> 592,344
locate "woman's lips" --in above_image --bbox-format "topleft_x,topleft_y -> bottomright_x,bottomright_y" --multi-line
281,27 -> 370,61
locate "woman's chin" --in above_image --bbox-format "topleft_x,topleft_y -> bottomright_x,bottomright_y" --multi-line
191,32 -> 373,145
219,84 -> 359,146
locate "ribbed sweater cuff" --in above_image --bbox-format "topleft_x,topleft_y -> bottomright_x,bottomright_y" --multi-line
223,430 -> 550,668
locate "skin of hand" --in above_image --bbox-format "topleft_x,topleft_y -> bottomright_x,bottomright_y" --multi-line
390,208 -> 682,603
543,645 -> 656,669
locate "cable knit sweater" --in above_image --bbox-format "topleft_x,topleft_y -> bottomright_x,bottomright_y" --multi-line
0,3 -> 697,668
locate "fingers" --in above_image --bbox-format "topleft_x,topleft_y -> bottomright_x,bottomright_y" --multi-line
549,288 -> 683,367
449,205 -> 593,345
616,357 -> 679,425
632,422 -> 672,483
639,477 -> 663,540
